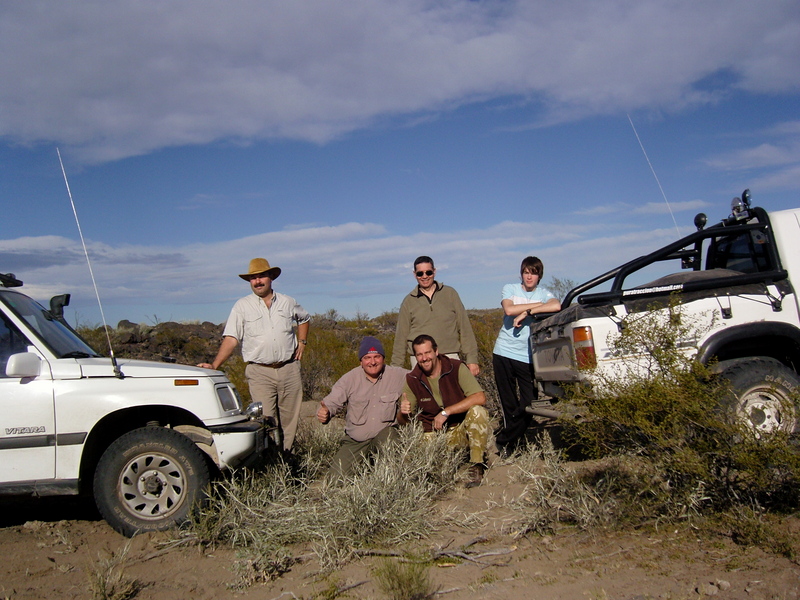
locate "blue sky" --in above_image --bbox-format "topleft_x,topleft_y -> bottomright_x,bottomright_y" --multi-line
1,1 -> 799,327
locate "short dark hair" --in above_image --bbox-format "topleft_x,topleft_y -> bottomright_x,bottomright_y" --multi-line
521,256 -> 544,278
413,256 -> 434,269
411,334 -> 437,352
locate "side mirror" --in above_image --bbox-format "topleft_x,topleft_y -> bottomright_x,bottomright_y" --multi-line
6,352 -> 42,378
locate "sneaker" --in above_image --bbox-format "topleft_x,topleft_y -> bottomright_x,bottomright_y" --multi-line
465,463 -> 486,488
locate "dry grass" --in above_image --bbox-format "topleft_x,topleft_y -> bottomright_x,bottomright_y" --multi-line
372,558 -> 438,600
85,540 -> 141,600
181,422 -> 464,582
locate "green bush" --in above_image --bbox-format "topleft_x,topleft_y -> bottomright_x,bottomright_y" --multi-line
560,298 -> 800,514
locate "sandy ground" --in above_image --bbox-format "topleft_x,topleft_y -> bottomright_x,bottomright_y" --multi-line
2,406 -> 800,600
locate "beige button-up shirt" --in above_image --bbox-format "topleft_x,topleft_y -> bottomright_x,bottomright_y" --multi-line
222,291 -> 310,364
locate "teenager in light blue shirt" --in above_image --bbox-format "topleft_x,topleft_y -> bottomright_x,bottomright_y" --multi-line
492,256 -> 561,454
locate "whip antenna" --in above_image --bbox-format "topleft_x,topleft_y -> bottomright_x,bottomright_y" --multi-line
57,148 -> 122,378
627,114 -> 680,237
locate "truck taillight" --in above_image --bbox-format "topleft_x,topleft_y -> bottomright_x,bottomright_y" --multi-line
572,326 -> 597,369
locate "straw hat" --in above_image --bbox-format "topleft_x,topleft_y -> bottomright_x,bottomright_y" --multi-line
239,258 -> 281,281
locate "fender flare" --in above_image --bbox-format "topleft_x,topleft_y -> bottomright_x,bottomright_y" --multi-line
698,321 -> 800,365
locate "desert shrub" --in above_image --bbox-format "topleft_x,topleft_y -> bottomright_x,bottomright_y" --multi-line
507,436 -> 625,535
373,558 -> 437,600
221,355 -> 250,405
467,310 -> 503,418
303,314 -> 396,401
560,298 -> 800,515
717,505 -> 798,558
544,276 -> 577,303
75,325 -> 116,356
373,310 -> 399,333
293,417 -> 345,481
182,422 -> 462,575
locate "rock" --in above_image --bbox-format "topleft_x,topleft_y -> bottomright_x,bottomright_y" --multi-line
696,582 -> 719,596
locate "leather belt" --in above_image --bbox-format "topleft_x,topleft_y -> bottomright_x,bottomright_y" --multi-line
248,360 -> 293,368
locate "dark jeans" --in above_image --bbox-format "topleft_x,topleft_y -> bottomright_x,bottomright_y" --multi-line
492,353 -> 536,451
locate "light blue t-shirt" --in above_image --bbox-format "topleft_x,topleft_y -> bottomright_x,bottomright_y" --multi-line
492,283 -> 555,363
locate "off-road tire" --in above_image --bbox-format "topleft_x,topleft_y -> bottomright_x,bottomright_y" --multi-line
93,426 -> 210,537
716,357 -> 800,436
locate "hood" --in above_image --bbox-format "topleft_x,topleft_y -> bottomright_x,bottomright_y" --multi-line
76,357 -> 217,379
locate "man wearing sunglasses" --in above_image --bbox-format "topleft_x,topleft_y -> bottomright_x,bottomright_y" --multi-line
391,256 -> 480,376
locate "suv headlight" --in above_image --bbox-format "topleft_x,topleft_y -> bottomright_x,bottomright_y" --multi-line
215,383 -> 243,412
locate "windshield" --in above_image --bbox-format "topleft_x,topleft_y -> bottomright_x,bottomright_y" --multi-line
0,290 -> 101,358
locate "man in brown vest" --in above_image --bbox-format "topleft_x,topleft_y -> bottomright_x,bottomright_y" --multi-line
400,334 -> 490,487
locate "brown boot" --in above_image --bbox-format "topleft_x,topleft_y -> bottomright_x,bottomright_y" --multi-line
465,463 -> 486,488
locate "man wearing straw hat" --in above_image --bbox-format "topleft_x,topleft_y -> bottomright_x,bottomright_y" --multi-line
199,258 -> 310,451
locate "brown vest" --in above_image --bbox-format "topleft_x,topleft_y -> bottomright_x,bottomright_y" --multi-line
405,354 -> 466,432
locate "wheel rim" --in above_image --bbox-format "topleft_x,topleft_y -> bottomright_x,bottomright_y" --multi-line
739,386 -> 791,435
118,452 -> 187,521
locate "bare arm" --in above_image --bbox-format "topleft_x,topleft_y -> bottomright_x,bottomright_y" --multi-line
294,320 -> 310,360
503,297 -> 561,317
511,298 -> 561,327
197,335 -> 239,370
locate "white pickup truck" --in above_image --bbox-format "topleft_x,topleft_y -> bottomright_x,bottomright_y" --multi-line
0,273 -> 276,536
529,190 -> 800,434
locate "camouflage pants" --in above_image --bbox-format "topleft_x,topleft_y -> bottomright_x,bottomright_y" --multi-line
427,405 -> 490,464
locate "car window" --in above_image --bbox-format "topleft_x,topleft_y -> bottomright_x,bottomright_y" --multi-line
0,313 -> 31,377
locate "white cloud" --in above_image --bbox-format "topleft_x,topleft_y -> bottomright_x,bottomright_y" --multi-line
1,1 -> 798,163
574,200 -> 709,217
633,200 -> 710,215
703,119 -> 800,190
2,217 -> 655,324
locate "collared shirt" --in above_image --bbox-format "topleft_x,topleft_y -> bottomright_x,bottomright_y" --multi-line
222,291 -> 310,364
322,365 -> 409,442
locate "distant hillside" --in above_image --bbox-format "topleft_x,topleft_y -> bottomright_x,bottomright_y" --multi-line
77,309 -> 504,406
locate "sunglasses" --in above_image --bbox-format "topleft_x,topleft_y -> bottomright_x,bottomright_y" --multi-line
415,270 -> 434,277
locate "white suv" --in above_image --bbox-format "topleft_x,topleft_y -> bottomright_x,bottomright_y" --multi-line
0,272 -> 274,536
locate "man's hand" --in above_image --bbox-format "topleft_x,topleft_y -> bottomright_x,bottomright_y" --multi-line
433,410 -> 448,431
196,362 -> 214,369
316,402 -> 331,424
512,312 -> 528,328
467,363 -> 480,376
400,393 -> 411,415
294,344 -> 305,361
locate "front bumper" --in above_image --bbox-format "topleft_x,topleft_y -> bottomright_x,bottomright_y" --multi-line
208,417 -> 280,469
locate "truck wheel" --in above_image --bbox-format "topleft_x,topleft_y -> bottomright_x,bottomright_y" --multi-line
93,426 -> 211,537
716,357 -> 800,436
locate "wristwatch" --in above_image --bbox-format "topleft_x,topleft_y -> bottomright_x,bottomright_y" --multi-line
440,409 -> 448,417
300,340 -> 308,345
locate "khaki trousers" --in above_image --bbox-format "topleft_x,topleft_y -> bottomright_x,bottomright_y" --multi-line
245,361 -> 303,451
